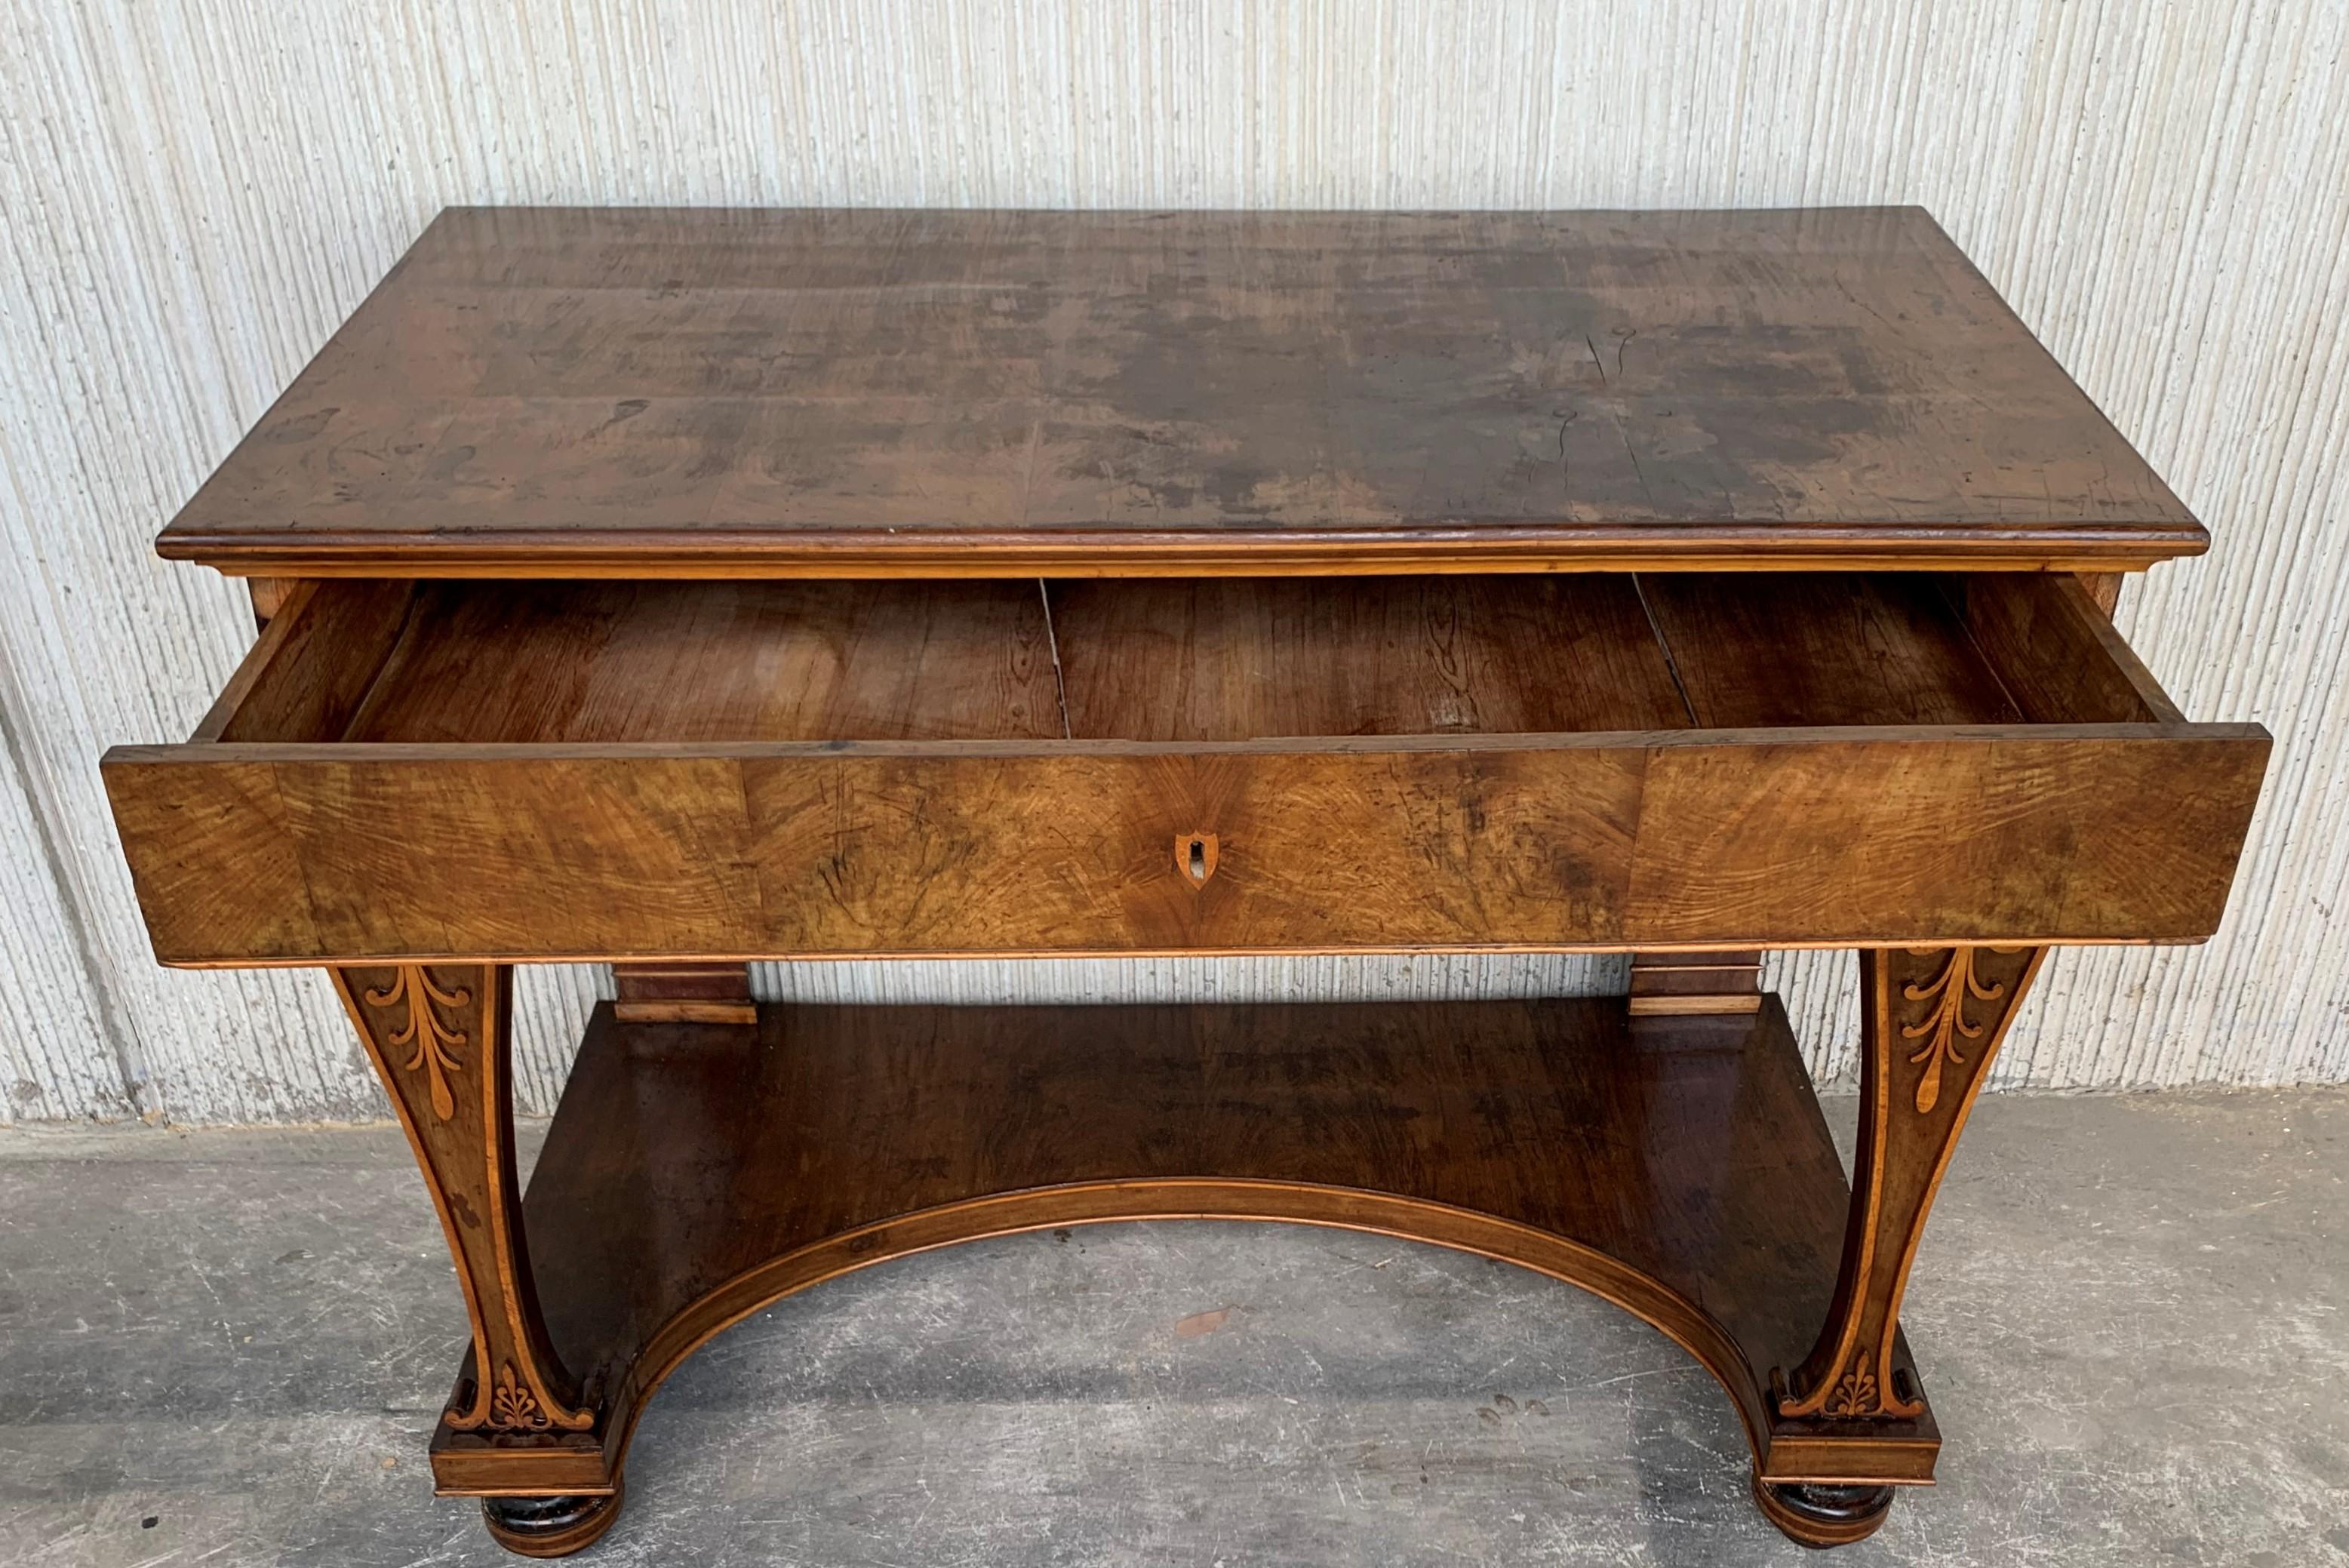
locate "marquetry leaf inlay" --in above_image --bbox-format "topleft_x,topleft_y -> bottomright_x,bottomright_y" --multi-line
488,1361 -> 552,1432
1822,1351 -> 1881,1419
363,964 -> 472,1121
1899,947 -> 2020,1115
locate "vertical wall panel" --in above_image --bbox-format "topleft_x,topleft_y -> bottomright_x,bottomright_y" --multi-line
1,0 -> 2342,1121
748,956 -> 1630,1010
0,719 -> 121,1123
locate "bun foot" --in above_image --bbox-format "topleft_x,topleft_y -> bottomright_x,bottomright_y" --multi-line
481,1480 -> 624,1558
1751,1476 -> 1896,1548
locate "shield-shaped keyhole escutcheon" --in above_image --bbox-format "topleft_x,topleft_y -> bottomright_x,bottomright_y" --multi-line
1177,832 -> 1219,887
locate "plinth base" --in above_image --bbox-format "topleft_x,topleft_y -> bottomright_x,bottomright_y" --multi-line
480,1480 -> 624,1558
1754,1476 -> 1899,1547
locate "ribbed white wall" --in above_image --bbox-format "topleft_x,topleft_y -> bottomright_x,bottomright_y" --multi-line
2,1 -> 2342,1122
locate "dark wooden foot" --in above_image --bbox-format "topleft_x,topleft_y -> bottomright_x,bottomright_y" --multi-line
480,1480 -> 624,1557
1751,1476 -> 1895,1548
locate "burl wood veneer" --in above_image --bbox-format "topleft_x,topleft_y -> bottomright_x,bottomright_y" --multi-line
103,208 -> 2267,1554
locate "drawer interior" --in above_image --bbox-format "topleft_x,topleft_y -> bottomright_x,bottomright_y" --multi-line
119,567 -> 2264,964
201,572 -> 2181,746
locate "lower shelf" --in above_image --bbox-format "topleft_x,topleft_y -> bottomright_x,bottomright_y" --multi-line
432,995 -> 1937,1493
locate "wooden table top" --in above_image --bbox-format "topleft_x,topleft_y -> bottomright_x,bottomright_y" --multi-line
161,205 -> 2201,578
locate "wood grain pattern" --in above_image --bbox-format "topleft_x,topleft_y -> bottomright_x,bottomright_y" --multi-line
1942,573 -> 2180,724
156,208 -> 2206,579
102,725 -> 2268,964
338,580 -> 1063,743
423,995 -> 1936,1498
103,570 -> 2271,969
1049,576 -> 1691,738
1637,573 -> 2023,728
197,580 -> 418,742
2075,572 -> 2124,616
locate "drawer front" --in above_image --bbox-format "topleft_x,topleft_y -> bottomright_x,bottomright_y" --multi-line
103,727 -> 2268,965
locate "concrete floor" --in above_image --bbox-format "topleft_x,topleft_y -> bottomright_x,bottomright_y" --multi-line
2,1087 -> 2345,1566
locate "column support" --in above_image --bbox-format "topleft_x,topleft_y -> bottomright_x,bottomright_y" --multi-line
334,964 -> 595,1437
1776,945 -> 2046,1422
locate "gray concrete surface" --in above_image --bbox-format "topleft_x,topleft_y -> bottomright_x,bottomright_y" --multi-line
2,1087 -> 2345,1566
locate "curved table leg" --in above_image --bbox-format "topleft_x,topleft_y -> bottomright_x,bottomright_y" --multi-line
334,965 -> 614,1554
1758,945 -> 2045,1544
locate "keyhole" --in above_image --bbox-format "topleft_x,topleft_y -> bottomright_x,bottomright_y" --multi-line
1176,832 -> 1219,886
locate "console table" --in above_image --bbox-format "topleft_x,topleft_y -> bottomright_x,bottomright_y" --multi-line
103,207 -> 2268,1554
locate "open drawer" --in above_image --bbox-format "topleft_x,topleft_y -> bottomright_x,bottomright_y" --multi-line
103,573 -> 2268,964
